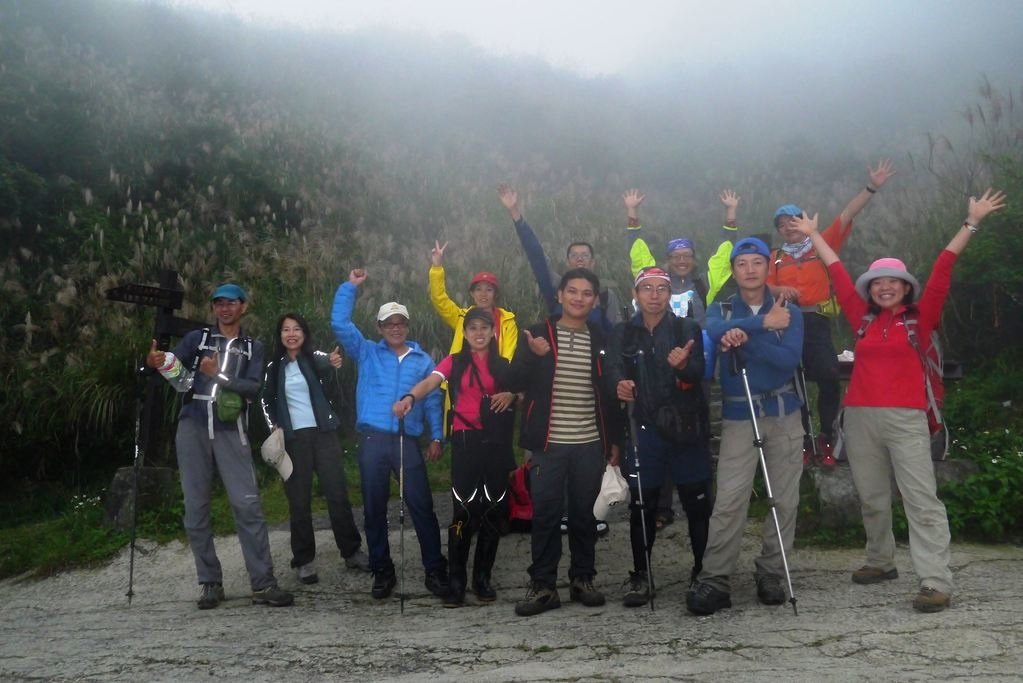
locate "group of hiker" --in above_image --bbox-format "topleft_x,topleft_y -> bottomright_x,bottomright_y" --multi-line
145,161 -> 1007,617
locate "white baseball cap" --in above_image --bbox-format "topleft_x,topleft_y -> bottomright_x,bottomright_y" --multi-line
376,301 -> 410,322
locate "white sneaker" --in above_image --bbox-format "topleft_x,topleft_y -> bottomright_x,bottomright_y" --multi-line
297,562 -> 319,585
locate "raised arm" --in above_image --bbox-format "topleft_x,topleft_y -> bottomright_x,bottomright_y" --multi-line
499,184 -> 558,313
707,190 -> 741,303
945,188 -> 1007,255
623,189 -> 656,277
331,269 -> 369,358
428,240 -> 461,331
838,158 -> 896,229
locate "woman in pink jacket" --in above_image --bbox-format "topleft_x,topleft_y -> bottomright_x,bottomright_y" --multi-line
789,188 -> 1006,613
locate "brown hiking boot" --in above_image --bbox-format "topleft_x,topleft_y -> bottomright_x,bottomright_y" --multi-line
851,565 -> 899,584
912,587 -> 950,613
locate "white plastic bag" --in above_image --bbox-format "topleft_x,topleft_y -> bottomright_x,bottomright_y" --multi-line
593,464 -> 628,521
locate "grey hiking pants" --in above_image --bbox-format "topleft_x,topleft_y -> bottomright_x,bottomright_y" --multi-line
176,417 -> 277,590
698,410 -> 803,593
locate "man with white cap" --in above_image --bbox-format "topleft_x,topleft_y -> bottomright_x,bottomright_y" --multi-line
606,266 -> 711,607
687,238 -> 805,615
331,268 -> 449,601
146,282 -> 293,610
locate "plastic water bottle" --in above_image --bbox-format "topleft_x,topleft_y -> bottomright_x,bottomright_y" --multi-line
158,352 -> 194,392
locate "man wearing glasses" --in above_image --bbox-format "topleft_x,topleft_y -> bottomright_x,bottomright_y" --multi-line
331,269 -> 448,602
606,267 -> 711,607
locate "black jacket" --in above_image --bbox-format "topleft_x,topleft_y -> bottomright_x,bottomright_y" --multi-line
605,311 -> 705,427
261,351 -> 340,438
504,315 -> 624,457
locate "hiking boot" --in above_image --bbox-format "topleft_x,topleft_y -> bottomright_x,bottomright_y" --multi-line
816,434 -> 837,467
569,576 -> 606,607
197,582 -> 224,610
443,578 -> 466,609
622,571 -> 653,608
686,581 -> 731,616
343,550 -> 371,572
251,584 -> 294,607
297,562 -> 319,585
425,565 -> 450,597
472,575 -> 497,602
371,570 -> 397,599
756,575 -> 786,605
912,587 -> 950,613
851,565 -> 899,585
595,519 -> 609,537
514,581 -> 561,617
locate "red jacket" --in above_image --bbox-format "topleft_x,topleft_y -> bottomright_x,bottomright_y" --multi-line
830,250 -> 956,409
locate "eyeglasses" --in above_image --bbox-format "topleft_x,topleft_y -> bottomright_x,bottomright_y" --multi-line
668,253 -> 695,262
380,321 -> 408,330
636,284 -> 671,295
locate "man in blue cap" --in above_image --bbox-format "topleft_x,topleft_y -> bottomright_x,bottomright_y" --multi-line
146,282 -> 293,609
768,160 -> 895,466
686,238 -> 804,615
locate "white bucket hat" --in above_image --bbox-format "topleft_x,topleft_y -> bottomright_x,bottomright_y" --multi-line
260,427 -> 293,481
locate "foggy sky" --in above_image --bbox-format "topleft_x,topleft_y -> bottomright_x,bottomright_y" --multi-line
166,0 -> 1023,82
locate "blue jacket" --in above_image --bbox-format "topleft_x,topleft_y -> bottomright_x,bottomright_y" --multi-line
330,282 -> 443,439
705,289 -> 804,420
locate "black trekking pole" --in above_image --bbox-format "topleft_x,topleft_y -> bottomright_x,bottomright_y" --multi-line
795,365 -> 819,461
730,347 -> 798,616
126,361 -> 148,605
626,351 -> 655,611
397,416 -> 407,614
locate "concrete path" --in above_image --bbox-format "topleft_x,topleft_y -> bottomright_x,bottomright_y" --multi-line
1,496 -> 1021,681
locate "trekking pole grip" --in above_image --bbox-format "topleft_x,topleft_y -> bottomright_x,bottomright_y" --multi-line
729,346 -> 747,374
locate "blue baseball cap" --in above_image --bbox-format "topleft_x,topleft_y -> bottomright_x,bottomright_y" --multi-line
211,283 -> 247,301
730,237 -> 771,263
773,204 -> 803,228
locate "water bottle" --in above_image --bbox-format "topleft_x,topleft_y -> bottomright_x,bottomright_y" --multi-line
158,352 -> 194,392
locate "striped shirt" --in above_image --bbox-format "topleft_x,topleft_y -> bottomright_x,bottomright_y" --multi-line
549,324 -> 599,444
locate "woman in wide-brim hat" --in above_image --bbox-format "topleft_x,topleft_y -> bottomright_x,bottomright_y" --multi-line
788,189 -> 1006,614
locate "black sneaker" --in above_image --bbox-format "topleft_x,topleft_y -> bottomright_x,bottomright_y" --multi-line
372,570 -> 397,599
197,582 -> 224,610
472,575 -> 497,602
514,581 -> 561,617
251,584 -> 294,607
622,571 -> 652,608
569,576 -> 605,607
686,581 -> 731,615
425,565 -> 450,597
756,575 -> 786,605
559,516 -> 569,534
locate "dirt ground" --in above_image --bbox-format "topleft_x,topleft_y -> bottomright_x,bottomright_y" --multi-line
2,495 -> 1021,682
